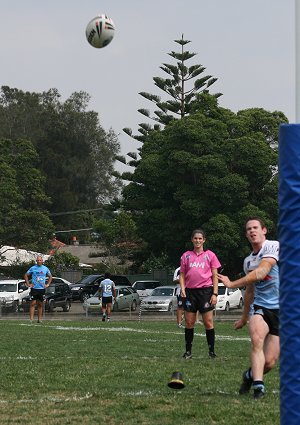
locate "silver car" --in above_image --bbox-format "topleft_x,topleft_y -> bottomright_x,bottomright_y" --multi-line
83,285 -> 140,312
140,286 -> 178,312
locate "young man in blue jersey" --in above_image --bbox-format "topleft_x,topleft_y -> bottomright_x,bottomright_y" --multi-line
218,217 -> 280,400
24,255 -> 52,323
99,272 -> 116,322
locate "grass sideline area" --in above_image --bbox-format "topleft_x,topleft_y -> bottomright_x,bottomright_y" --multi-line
0,320 -> 279,425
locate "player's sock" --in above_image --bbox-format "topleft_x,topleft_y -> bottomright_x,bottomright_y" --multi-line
206,328 -> 215,354
185,328 -> 194,352
253,380 -> 265,399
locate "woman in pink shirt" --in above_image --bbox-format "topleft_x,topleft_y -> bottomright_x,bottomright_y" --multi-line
180,229 -> 221,359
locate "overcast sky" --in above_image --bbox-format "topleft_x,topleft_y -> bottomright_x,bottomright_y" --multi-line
1,0 -> 295,169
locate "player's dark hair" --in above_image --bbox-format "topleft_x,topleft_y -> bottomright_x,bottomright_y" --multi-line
104,272 -> 111,279
245,216 -> 266,229
191,229 -> 206,239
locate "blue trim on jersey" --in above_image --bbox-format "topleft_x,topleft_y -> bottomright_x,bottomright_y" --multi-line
243,240 -> 279,310
254,264 -> 279,309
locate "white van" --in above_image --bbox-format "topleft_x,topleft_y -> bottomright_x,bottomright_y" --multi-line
216,283 -> 243,311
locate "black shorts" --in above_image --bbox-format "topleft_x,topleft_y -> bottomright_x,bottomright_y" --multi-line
184,287 -> 214,314
102,296 -> 113,306
177,294 -> 183,309
30,288 -> 45,302
253,305 -> 279,336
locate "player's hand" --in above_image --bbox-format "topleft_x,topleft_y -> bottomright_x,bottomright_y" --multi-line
234,318 -> 247,330
210,294 -> 217,305
180,289 -> 186,298
217,274 -> 233,288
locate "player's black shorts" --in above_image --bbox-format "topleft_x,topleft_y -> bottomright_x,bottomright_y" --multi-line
184,287 -> 214,313
102,296 -> 113,306
253,305 -> 279,336
30,288 -> 45,302
177,294 -> 183,309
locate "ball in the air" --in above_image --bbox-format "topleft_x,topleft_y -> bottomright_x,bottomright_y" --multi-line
86,14 -> 115,48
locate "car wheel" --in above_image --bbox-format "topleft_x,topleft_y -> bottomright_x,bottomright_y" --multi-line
168,302 -> 173,312
48,301 -> 55,312
131,300 -> 137,311
12,301 -> 19,313
225,302 -> 230,312
80,292 -> 90,302
62,301 -> 71,312
238,298 -> 244,309
113,302 -> 119,312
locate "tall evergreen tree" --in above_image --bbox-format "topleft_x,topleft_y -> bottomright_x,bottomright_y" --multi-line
122,93 -> 288,275
117,35 -> 221,170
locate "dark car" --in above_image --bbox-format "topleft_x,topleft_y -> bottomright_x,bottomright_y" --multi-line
21,281 -> 72,312
69,274 -> 131,302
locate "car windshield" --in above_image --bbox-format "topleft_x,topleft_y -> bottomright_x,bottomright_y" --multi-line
151,287 -> 173,297
0,283 -> 17,292
134,282 -> 146,290
218,286 -> 226,295
77,275 -> 101,284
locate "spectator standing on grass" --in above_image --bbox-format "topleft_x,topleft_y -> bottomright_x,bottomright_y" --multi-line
99,272 -> 116,322
218,217 -> 280,400
173,267 -> 184,328
24,255 -> 52,323
180,229 -> 221,359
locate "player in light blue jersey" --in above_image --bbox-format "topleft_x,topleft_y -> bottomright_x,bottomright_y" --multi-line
218,217 -> 280,400
99,272 -> 116,322
24,255 -> 52,323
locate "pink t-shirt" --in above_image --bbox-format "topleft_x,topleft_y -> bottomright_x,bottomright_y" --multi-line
180,250 -> 221,289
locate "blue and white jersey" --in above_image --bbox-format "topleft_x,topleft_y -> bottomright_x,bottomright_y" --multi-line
243,240 -> 279,310
100,278 -> 115,297
26,264 -> 51,289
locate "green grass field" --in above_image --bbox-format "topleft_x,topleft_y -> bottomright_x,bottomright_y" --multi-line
0,319 -> 279,425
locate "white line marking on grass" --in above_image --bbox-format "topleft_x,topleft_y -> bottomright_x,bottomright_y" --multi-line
118,390 -> 156,396
19,324 -> 250,341
0,393 -> 94,404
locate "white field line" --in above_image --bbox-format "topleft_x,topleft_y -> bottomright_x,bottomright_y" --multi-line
19,323 -> 250,341
0,393 -> 94,404
0,389 -> 279,405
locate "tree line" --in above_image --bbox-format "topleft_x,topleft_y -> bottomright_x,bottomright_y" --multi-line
0,36 -> 288,276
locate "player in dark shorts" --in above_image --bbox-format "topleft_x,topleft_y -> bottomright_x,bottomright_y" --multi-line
180,229 -> 221,360
24,255 -> 52,323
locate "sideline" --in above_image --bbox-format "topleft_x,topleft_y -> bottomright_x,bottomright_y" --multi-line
19,322 -> 251,341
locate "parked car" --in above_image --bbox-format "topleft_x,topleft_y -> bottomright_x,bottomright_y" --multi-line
0,279 -> 30,312
216,283 -> 243,311
140,286 -> 177,312
51,277 -> 72,286
131,280 -> 162,298
70,274 -> 131,302
83,285 -> 140,313
21,280 -> 72,312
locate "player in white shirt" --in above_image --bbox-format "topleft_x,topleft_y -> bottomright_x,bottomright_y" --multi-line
218,217 -> 279,400
99,272 -> 116,322
173,267 -> 183,327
